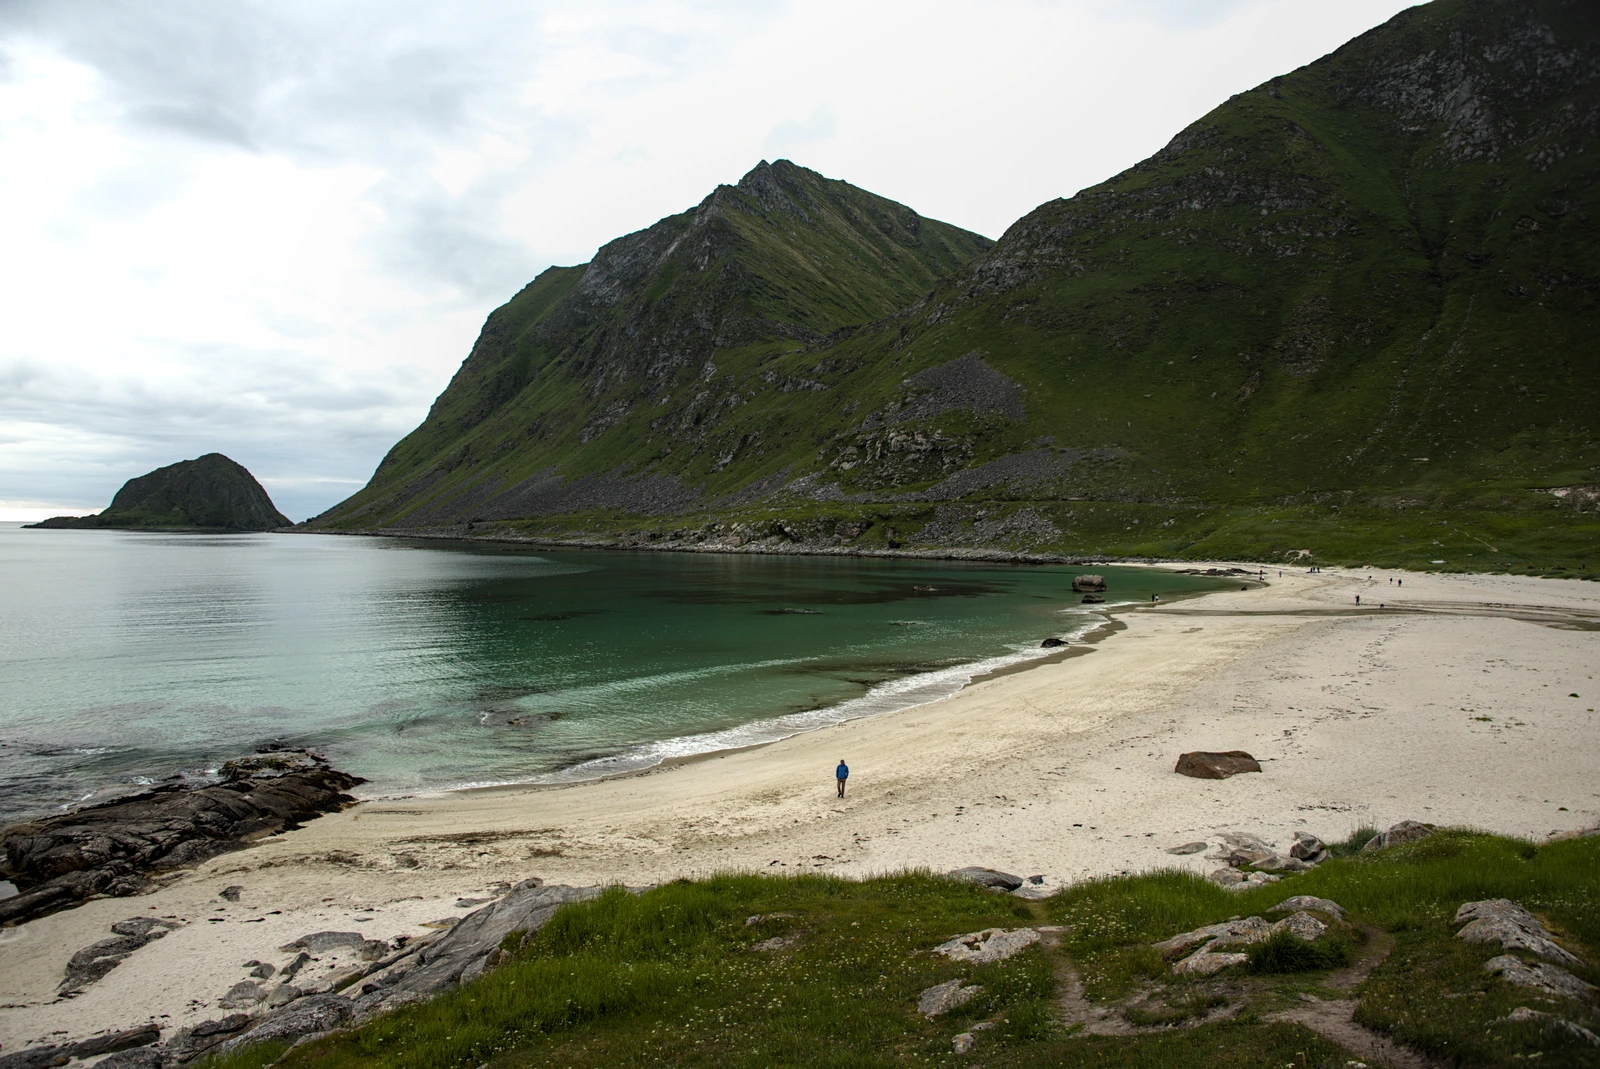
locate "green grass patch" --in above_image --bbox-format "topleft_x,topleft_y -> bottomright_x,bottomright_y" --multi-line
217,832 -> 1599,1069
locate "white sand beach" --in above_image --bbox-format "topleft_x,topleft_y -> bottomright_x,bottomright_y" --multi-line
3,564 -> 1598,1052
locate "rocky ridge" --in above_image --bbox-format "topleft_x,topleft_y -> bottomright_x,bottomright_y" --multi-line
0,750 -> 361,927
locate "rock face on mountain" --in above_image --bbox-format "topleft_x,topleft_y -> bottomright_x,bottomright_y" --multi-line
28,453 -> 291,531
312,0 -> 1599,568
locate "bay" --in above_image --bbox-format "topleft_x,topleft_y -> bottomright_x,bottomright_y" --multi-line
0,524 -> 1229,822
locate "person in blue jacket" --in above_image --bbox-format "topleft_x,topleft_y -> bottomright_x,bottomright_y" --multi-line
835,759 -> 849,798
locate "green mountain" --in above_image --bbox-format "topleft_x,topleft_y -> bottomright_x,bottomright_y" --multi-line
29,453 -> 291,532
313,0 -> 1599,573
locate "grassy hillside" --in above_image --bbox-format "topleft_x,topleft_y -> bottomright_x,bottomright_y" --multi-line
205,830 -> 1600,1069
311,0 -> 1599,572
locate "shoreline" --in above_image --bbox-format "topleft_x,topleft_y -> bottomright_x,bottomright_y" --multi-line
3,563 -> 1597,1053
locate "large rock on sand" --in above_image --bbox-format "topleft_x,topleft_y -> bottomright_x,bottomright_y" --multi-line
946,867 -> 1023,891
1175,751 -> 1261,779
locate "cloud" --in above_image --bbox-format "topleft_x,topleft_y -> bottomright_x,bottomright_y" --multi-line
765,105 -> 837,156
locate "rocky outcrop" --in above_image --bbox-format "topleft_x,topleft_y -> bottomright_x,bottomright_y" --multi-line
0,1026 -> 161,1069
0,750 -> 361,926
1455,899 -> 1583,966
1484,955 -> 1596,1003
1154,903 -> 1341,976
26,453 -> 291,531
59,917 -> 184,993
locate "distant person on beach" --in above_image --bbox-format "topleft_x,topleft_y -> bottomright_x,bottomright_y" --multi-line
836,759 -> 849,797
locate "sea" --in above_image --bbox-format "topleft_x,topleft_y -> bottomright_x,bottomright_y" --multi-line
0,524 -> 1230,823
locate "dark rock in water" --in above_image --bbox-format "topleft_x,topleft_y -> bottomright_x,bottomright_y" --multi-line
1072,574 -> 1107,592
1080,593 -> 1105,604
1040,637 -> 1065,648
1174,751 -> 1262,779
945,867 -> 1023,891
24,453 -> 291,532
0,750 -> 361,926
1362,819 -> 1435,851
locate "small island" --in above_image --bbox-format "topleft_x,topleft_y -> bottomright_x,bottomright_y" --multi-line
25,452 -> 291,532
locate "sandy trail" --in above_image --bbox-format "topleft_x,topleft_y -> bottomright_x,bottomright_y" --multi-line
2,564 -> 1597,1052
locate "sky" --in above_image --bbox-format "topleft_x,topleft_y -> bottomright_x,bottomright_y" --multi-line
0,0 -> 1421,522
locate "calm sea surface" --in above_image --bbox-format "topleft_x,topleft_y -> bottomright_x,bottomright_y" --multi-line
0,525 -> 1228,821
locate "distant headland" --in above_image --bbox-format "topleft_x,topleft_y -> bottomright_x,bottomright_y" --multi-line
25,452 -> 291,532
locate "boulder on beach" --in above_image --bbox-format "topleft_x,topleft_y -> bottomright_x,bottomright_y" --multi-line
1174,751 -> 1261,779
946,867 -> 1023,891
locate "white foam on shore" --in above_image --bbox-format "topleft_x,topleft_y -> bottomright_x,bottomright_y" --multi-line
420,611 -> 1111,794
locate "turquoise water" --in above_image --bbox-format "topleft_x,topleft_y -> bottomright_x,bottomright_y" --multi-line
0,525 -> 1228,821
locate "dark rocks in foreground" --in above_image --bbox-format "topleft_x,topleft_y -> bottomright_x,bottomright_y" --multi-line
25,453 -> 291,532
0,750 -> 361,927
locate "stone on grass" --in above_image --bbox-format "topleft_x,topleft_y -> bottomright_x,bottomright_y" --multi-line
1269,896 -> 1345,920
1152,917 -> 1271,960
1207,868 -> 1280,891
1362,820 -> 1434,851
918,979 -> 982,1017
1166,841 -> 1208,855
1289,833 -> 1327,862
1175,752 -> 1261,779
1270,912 -> 1327,942
1455,899 -> 1582,966
946,867 -> 1023,891
931,928 -> 1041,964
1497,1007 -> 1600,1046
952,1032 -> 976,1054
1171,950 -> 1248,976
1483,955 -> 1596,1003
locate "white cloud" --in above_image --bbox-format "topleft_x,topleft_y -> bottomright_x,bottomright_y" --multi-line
0,0 -> 1419,520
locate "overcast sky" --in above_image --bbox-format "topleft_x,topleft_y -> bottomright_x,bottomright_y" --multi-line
0,0 -> 1419,522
